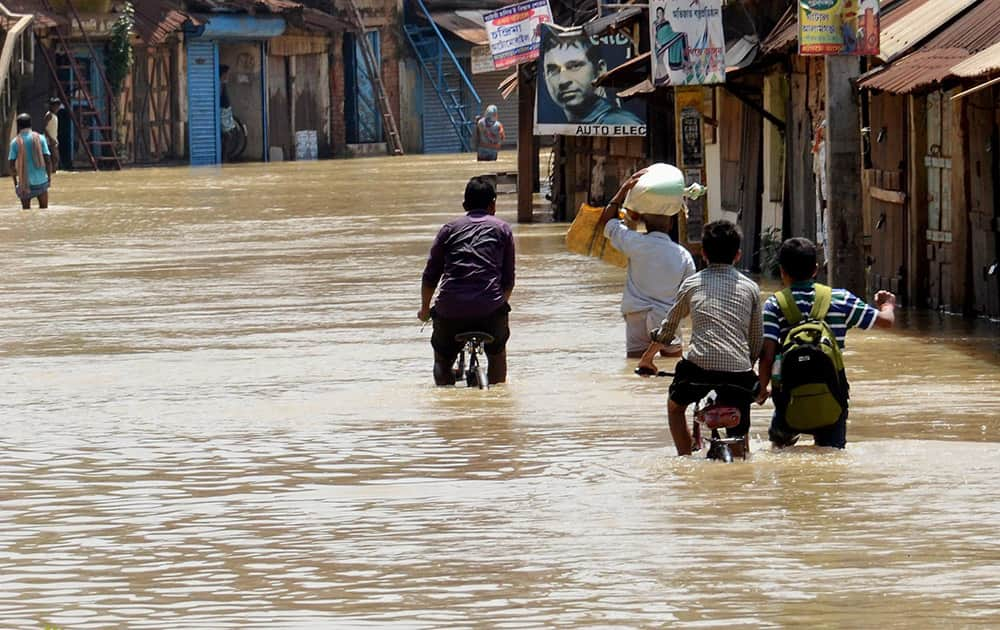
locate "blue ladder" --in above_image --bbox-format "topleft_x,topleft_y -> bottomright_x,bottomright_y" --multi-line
402,0 -> 481,152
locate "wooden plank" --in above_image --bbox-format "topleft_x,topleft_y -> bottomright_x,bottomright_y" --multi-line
789,68 -> 815,238
949,89 -> 967,312
927,229 -> 953,243
967,88 -> 996,316
870,186 -> 906,204
924,156 -> 951,168
906,96 -> 930,305
927,166 -> 941,230
927,91 -> 942,152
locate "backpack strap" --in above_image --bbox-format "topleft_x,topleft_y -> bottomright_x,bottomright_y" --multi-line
775,283 -> 834,325
774,287 -> 802,326
810,284 -> 833,321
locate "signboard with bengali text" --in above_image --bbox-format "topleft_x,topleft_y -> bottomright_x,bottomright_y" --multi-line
483,0 -> 553,70
471,45 -> 496,74
799,0 -> 880,56
650,0 -> 726,87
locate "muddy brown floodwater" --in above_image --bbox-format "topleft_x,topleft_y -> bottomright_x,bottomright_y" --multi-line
0,154 -> 998,628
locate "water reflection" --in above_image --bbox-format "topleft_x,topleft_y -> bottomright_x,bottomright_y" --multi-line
0,155 -> 997,627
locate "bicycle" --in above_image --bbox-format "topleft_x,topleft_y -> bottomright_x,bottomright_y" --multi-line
690,385 -> 752,463
222,114 -> 248,162
635,368 -> 753,462
453,332 -> 493,389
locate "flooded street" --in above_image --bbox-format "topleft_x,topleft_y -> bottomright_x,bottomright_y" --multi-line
0,154 -> 999,627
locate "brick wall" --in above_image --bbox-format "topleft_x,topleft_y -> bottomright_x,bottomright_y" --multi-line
379,11 -> 402,127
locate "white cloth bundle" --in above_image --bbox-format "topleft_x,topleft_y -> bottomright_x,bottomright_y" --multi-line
623,163 -> 707,216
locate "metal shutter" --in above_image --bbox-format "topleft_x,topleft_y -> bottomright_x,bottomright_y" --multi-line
421,70 -> 463,154
186,40 -> 220,165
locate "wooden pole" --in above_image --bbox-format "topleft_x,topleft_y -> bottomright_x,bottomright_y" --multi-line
824,55 -> 866,296
950,89 -> 970,313
907,94 -> 928,307
788,57 -> 815,240
517,64 -> 535,223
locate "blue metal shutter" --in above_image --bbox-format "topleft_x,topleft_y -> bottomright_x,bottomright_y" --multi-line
421,69 -> 462,154
186,40 -> 220,165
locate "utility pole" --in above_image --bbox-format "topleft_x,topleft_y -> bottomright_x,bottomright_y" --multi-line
824,55 -> 866,296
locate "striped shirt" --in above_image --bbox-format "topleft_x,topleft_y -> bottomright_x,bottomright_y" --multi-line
763,281 -> 879,349
653,264 -> 763,373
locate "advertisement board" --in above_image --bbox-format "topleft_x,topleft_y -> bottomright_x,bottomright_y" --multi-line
471,45 -> 496,74
799,0 -> 880,56
534,24 -> 646,137
650,0 -> 726,86
484,0 -> 553,70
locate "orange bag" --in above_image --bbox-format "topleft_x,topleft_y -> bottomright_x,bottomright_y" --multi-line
564,203 -> 627,269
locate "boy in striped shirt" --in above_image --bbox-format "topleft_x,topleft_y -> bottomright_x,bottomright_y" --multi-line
757,237 -> 896,448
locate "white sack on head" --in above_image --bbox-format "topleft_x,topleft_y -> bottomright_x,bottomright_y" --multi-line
623,163 -> 706,216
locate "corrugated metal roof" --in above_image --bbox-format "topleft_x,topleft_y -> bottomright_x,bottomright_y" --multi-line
878,0 -> 976,60
951,40 -> 1000,77
919,0 -> 1000,52
134,0 -> 192,45
860,0 -> 1000,92
430,10 -> 487,46
858,47 -> 968,91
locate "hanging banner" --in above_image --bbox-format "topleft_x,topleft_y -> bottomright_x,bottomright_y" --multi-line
650,0 -> 726,87
535,24 -> 646,136
799,0 -> 880,56
471,45 -> 496,74
483,0 -> 553,70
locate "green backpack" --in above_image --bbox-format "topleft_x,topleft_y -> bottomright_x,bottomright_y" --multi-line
775,284 -> 847,430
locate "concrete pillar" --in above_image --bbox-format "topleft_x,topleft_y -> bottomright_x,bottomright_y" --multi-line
824,55 -> 866,296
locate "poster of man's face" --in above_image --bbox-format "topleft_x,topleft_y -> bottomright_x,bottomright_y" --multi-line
534,24 -> 646,137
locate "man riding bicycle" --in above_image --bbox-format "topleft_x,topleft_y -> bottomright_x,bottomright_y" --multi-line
418,177 -> 516,386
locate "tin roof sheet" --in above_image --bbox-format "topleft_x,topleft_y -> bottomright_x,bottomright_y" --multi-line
858,47 -> 968,91
860,0 -> 1000,92
134,0 -> 192,45
951,40 -> 1000,77
878,0 -> 976,60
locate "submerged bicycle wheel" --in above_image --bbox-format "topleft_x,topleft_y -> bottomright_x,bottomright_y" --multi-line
223,116 -> 248,162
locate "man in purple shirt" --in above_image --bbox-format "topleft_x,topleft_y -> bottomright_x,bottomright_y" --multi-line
419,177 -> 516,385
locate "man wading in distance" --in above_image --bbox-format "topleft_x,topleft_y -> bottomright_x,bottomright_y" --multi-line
9,113 -> 54,210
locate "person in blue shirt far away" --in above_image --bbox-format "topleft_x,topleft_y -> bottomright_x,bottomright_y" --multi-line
8,113 -> 54,210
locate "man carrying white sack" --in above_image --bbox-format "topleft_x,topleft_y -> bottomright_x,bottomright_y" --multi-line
598,164 -> 705,358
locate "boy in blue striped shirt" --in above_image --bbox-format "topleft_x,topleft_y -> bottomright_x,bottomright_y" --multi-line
757,237 -> 896,448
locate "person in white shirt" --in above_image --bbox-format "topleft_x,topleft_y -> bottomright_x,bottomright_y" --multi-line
599,169 -> 696,357
43,97 -> 60,171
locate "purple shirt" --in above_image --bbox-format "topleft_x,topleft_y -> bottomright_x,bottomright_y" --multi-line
422,210 -> 515,319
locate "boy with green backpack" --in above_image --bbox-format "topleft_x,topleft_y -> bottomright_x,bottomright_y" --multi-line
757,237 -> 896,448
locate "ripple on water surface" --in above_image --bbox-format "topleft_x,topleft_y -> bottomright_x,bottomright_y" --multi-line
0,156 -> 998,627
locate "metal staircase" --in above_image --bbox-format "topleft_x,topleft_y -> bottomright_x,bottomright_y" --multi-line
37,0 -> 121,170
402,0 -> 480,152
344,0 -> 403,155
